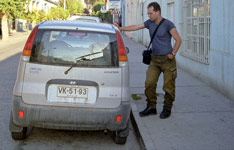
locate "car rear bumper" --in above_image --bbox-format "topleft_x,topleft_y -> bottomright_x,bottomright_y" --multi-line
11,96 -> 131,131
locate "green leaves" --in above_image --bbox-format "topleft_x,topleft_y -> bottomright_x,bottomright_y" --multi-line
59,0 -> 84,15
47,6 -> 70,20
0,0 -> 26,18
92,1 -> 110,22
92,0 -> 105,13
37,10 -> 47,23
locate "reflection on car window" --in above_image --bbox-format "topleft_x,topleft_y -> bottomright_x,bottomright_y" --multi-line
75,19 -> 97,23
30,30 -> 118,67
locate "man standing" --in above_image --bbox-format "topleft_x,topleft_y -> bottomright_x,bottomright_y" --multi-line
114,2 -> 182,119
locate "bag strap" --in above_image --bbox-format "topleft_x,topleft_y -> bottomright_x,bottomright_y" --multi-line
147,18 -> 165,50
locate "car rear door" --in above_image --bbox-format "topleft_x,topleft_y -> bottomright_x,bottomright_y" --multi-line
21,27 -> 124,109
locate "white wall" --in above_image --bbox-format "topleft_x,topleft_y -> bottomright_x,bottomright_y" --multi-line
173,0 -> 234,101
29,0 -> 57,13
125,0 -> 139,40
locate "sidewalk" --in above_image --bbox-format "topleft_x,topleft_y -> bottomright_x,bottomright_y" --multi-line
123,36 -> 234,150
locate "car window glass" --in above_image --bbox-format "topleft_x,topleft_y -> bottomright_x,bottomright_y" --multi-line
30,30 -> 118,67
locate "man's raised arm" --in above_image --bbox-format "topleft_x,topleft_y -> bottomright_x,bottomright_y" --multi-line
113,23 -> 145,31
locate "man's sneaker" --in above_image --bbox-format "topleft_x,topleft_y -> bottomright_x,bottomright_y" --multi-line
160,108 -> 171,119
139,107 -> 157,117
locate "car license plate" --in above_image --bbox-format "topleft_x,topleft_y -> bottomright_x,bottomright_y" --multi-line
57,86 -> 88,98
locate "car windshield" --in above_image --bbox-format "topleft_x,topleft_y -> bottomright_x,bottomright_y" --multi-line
30,29 -> 118,67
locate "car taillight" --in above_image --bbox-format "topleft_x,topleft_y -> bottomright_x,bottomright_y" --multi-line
116,115 -> 122,123
22,25 -> 39,56
116,30 -> 128,62
18,110 -> 24,118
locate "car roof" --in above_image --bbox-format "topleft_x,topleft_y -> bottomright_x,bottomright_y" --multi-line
38,21 -> 117,34
69,15 -> 100,22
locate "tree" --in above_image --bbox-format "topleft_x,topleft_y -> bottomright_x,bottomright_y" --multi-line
21,0 -> 38,31
92,0 -> 110,22
22,10 -> 39,30
0,0 -> 26,40
47,6 -> 70,20
85,0 -> 104,5
92,0 -> 105,13
59,0 -> 84,15
37,10 -> 47,23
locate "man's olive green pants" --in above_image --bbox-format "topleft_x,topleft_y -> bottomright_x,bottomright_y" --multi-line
145,54 -> 177,111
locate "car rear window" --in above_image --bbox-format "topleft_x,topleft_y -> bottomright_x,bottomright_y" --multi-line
30,29 -> 118,67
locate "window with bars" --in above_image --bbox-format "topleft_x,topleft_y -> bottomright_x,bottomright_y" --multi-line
181,0 -> 210,64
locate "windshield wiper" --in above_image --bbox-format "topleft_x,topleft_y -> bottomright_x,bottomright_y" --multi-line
64,51 -> 103,75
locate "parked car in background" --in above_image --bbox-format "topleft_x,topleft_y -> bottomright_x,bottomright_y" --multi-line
69,15 -> 101,23
9,21 -> 130,144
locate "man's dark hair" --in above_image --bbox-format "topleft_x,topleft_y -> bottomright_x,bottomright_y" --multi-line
147,2 -> 161,13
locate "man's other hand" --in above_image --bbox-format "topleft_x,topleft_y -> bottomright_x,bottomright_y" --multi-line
168,54 -> 174,60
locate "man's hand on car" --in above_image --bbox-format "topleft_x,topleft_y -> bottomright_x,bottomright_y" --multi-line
113,23 -> 121,30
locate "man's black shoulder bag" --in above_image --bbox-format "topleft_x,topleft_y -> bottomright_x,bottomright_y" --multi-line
142,18 -> 165,65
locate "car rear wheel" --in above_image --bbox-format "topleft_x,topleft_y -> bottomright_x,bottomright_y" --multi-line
114,120 -> 129,144
114,135 -> 127,144
9,112 -> 27,140
11,127 -> 27,140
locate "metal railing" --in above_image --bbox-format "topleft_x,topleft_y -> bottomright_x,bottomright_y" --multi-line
181,0 -> 210,64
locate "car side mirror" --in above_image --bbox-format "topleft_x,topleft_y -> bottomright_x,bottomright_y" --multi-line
125,47 -> 129,54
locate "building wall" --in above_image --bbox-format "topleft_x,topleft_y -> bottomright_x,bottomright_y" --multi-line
121,0 -> 126,27
175,0 -> 234,101
29,0 -> 57,13
124,0 -> 148,43
124,0 -> 234,100
125,0 -> 138,39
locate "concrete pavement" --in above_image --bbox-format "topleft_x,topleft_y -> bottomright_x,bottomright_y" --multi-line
0,31 -> 30,62
124,35 -> 234,150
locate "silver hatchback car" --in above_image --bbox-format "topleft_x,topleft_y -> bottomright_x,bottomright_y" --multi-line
9,21 -> 130,144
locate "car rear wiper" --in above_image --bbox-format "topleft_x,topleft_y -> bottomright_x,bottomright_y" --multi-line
64,51 -> 103,75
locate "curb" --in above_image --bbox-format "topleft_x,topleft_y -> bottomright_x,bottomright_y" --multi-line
131,101 -> 157,150
130,110 -> 146,150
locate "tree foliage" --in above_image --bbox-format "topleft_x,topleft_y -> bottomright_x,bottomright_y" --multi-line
0,0 -> 26,40
23,10 -> 38,23
92,0 -> 105,13
47,6 -> 70,20
92,0 -> 110,21
95,10 -> 111,22
0,0 -> 85,40
0,0 -> 26,18
85,0 -> 103,5
37,10 -> 47,23
59,0 -> 84,15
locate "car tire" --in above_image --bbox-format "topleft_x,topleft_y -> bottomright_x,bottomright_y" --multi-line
9,112 -> 27,140
11,127 -> 27,140
114,120 -> 129,144
114,135 -> 127,144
